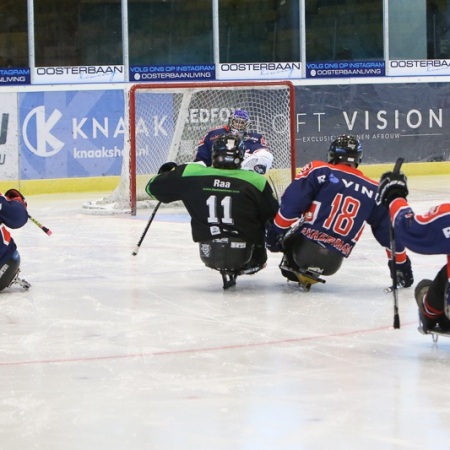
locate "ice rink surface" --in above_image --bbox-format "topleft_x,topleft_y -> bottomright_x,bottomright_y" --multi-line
1,175 -> 450,450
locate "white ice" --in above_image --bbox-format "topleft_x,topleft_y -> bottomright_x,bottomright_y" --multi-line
1,175 -> 450,450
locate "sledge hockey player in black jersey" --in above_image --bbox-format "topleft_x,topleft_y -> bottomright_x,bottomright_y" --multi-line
378,169 -> 450,335
0,189 -> 30,291
265,135 -> 414,291
146,133 -> 279,289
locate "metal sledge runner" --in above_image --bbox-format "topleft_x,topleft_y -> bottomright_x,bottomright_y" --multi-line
279,256 -> 326,292
8,269 -> 31,290
296,270 -> 326,292
418,326 -> 450,343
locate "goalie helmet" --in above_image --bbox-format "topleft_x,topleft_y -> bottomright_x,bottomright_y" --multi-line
328,135 -> 363,168
212,134 -> 246,170
228,109 -> 250,134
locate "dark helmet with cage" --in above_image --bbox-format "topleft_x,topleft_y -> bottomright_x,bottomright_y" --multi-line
212,134 -> 246,169
228,109 -> 250,134
328,135 -> 363,168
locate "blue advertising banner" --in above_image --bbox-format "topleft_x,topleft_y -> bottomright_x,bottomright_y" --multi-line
0,68 -> 30,85
306,60 -> 385,79
19,90 -> 125,179
294,83 -> 450,166
129,64 -> 215,82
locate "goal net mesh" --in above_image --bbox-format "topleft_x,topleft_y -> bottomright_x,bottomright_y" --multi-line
83,82 -> 295,214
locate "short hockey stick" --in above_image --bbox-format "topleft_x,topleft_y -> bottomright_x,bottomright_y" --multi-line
282,216 -> 305,245
132,201 -> 161,256
267,175 -> 280,202
389,157 -> 405,329
28,214 -> 52,236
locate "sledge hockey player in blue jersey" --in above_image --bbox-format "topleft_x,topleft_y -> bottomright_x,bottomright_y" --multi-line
0,189 -> 30,291
194,108 -> 273,175
265,135 -> 414,291
378,169 -> 450,334
146,133 -> 279,289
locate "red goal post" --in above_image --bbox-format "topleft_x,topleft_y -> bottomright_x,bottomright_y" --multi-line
85,81 -> 296,215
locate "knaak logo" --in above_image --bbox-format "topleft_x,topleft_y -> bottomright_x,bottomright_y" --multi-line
22,106 -> 64,157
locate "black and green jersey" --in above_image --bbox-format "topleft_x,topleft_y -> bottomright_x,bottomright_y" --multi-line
146,163 -> 279,244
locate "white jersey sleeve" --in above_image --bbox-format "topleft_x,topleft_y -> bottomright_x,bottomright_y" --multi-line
240,149 -> 273,174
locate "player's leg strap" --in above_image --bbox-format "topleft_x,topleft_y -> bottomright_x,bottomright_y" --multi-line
199,238 -> 254,271
0,250 -> 21,291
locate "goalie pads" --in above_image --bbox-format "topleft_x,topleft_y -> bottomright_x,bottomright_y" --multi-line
240,149 -> 273,174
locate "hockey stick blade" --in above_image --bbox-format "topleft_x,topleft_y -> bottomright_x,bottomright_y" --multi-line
393,157 -> 404,175
384,284 -> 406,294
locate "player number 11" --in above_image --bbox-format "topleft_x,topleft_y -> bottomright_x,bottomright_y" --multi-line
206,195 -> 234,225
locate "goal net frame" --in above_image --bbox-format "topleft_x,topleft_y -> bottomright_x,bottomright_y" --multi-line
88,80 -> 296,215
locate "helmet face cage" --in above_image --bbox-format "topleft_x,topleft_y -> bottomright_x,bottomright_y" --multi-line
212,134 -> 246,170
328,135 -> 363,167
228,109 -> 250,134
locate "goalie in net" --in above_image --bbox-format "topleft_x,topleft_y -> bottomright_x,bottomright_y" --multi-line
194,108 -> 273,175
82,82 -> 295,215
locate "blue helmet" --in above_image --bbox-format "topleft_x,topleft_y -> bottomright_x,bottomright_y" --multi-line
228,109 -> 250,134
328,135 -> 363,168
212,134 -> 246,169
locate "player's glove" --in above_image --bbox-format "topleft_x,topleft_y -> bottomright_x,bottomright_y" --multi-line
388,256 -> 414,288
377,171 -> 408,206
265,224 -> 284,253
158,162 -> 177,174
4,189 -> 27,208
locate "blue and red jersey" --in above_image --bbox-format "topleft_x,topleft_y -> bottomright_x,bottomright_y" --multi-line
0,193 -> 28,262
272,160 -> 407,261
194,125 -> 268,166
390,198 -> 450,255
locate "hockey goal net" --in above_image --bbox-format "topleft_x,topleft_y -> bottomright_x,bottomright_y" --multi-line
83,81 -> 296,215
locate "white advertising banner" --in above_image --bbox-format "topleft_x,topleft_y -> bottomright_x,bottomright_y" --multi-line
216,62 -> 301,80
33,66 -> 125,84
0,93 -> 19,181
387,60 -> 450,76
